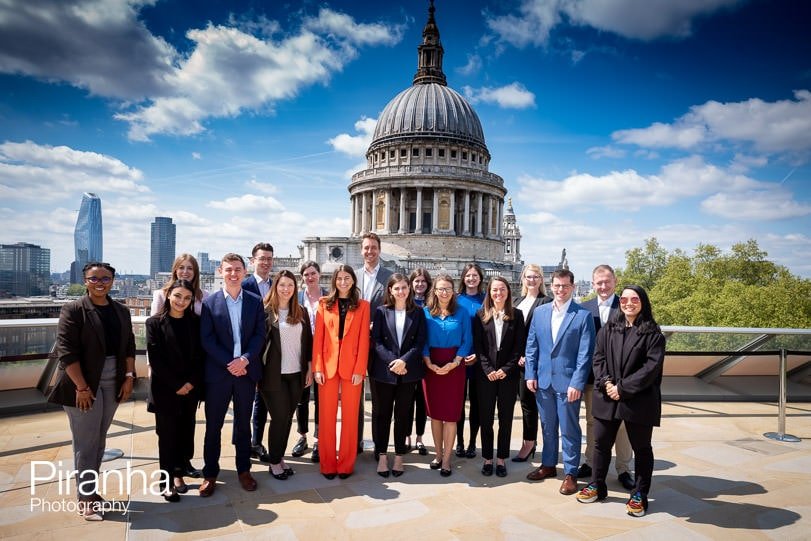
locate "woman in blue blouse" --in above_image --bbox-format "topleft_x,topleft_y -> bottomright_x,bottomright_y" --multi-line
406,267 -> 432,455
422,274 -> 473,477
454,263 -> 484,458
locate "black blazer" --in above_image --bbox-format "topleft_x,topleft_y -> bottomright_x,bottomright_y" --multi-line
145,314 -> 203,413
473,309 -> 526,378
592,324 -> 666,426
370,305 -> 427,384
514,294 -> 552,337
581,295 -> 620,384
260,309 -> 313,391
48,295 -> 136,407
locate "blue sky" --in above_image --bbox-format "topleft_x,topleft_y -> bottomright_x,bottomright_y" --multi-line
1,0 -> 810,278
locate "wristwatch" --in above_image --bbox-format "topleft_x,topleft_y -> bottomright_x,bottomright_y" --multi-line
125,371 -> 136,379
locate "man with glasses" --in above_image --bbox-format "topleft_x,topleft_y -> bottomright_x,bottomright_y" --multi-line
242,243 -> 274,463
579,265 -> 635,490
525,269 -> 595,496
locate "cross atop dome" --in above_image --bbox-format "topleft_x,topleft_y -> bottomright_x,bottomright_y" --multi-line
413,0 -> 447,86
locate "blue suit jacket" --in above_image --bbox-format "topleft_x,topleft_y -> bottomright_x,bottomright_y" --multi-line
241,275 -> 271,299
200,289 -> 266,384
524,301 -> 596,393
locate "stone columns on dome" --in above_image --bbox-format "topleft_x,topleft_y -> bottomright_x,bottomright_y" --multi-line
476,192 -> 483,237
384,190 -> 390,233
497,199 -> 504,238
351,196 -> 356,236
398,189 -> 407,234
449,189 -> 456,235
463,190 -> 471,235
432,190 -> 439,233
361,192 -> 368,234
416,188 -> 423,233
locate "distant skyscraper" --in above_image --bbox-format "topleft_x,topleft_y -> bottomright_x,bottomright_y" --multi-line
0,242 -> 51,296
197,252 -> 212,274
70,192 -> 102,283
150,217 -> 176,278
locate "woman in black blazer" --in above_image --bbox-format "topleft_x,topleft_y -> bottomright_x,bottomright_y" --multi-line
47,262 -> 136,520
576,285 -> 665,518
259,270 -> 313,480
473,276 -> 525,477
512,263 -> 552,462
370,273 -> 427,477
146,279 -> 203,501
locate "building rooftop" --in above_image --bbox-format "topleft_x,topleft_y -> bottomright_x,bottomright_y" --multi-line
1,398 -> 809,539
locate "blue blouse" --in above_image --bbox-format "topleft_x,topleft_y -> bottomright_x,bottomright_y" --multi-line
457,292 -> 485,320
422,306 -> 473,357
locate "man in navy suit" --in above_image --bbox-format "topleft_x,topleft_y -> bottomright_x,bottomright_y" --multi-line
199,253 -> 266,497
579,264 -> 635,490
241,242 -> 273,462
525,269 -> 595,496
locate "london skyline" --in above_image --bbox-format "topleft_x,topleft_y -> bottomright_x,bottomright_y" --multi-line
1,0 -> 809,277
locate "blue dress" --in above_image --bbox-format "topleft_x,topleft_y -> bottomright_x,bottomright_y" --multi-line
421,307 -> 472,421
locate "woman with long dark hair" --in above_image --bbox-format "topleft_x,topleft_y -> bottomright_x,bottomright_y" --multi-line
146,280 -> 203,501
455,262 -> 484,458
312,265 -> 370,479
422,274 -> 472,477
48,262 -> 136,520
473,277 -> 525,478
371,273 -> 427,477
576,285 -> 665,518
406,267 -> 432,455
259,270 -> 313,480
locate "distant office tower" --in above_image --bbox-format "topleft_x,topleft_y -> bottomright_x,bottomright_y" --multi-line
70,192 -> 102,283
150,217 -> 176,278
0,242 -> 51,296
197,252 -> 212,274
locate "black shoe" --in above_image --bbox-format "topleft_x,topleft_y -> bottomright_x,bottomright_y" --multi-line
391,469 -> 404,477
269,466 -> 288,480
429,459 -> 441,470
163,490 -> 180,502
323,472 -> 336,480
416,442 -> 428,456
291,436 -> 308,457
182,463 -> 202,478
284,467 -> 295,477
252,444 -> 271,463
495,464 -> 507,477
618,472 -> 636,490
511,445 -> 536,463
440,468 -> 452,477
577,463 -> 592,479
338,472 -> 351,480
465,444 -> 477,459
481,463 -> 493,476
455,443 -> 465,457
311,443 -> 320,463
377,469 -> 390,478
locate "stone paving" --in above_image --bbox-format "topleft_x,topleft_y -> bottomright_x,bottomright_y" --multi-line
0,399 -> 809,540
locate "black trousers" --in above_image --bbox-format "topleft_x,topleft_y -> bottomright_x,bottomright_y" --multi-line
457,369 -> 480,447
261,372 -> 303,464
477,374 -> 518,460
155,397 -> 197,488
411,383 -> 426,437
295,382 -> 319,437
372,379 -> 417,455
518,366 -> 538,441
594,417 -> 654,495
251,389 -> 268,446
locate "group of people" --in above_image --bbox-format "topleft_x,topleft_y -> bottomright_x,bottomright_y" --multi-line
50,234 -> 665,521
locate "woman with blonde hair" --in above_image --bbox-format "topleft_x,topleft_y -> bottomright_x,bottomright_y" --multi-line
150,254 -> 208,316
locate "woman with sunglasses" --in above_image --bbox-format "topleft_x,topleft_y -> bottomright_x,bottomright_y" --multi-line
48,262 -> 136,521
576,285 -> 665,518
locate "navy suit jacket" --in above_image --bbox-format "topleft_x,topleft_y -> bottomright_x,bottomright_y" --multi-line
200,289 -> 266,384
241,275 -> 271,299
580,295 -> 619,383
370,305 -> 427,384
524,301 -> 596,393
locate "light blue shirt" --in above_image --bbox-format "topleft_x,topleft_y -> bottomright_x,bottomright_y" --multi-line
224,288 -> 243,359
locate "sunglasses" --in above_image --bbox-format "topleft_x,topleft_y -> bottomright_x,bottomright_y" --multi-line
619,296 -> 641,305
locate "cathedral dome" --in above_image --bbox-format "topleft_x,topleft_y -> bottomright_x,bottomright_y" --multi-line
371,83 -> 485,148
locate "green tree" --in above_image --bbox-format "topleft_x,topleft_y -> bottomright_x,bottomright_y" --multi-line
616,237 -> 668,291
66,284 -> 86,296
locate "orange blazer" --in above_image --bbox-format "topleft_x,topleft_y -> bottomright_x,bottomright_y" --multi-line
313,298 -> 370,380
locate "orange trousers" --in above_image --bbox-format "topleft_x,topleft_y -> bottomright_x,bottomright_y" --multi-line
317,376 -> 363,474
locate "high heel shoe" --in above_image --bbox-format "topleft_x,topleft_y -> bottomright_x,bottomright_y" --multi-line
416,441 -> 428,456
429,459 -> 441,470
511,444 -> 537,463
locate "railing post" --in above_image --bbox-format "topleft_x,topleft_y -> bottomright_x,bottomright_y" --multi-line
764,348 -> 801,443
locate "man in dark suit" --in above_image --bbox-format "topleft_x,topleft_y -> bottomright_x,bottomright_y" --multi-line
579,264 -> 634,489
199,253 -> 266,496
525,269 -> 595,496
241,242 -> 274,463
355,232 -> 393,453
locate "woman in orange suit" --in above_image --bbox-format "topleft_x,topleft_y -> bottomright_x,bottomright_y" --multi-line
313,265 -> 370,479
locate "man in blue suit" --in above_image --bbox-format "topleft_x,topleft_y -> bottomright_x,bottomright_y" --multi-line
198,253 -> 266,497
241,242 -> 274,463
525,269 -> 595,495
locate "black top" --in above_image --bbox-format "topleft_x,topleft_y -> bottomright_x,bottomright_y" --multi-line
96,302 -> 120,356
168,315 -> 193,366
338,298 -> 350,339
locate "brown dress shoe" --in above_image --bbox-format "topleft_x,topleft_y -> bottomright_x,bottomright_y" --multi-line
199,477 -> 217,497
238,471 -> 258,492
560,474 -> 578,495
526,465 -> 557,481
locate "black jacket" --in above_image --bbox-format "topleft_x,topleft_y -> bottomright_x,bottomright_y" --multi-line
370,305 -> 427,384
145,314 -> 203,413
473,309 -> 526,379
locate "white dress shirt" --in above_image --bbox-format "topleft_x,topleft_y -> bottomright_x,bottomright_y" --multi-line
551,298 -> 573,344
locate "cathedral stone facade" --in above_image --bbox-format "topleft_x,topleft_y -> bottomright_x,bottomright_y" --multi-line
301,2 -> 522,282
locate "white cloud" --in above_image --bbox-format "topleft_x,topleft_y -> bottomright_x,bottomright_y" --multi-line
245,179 -> 279,194
701,190 -> 811,220
0,140 -> 148,201
328,117 -> 378,158
462,82 -> 536,109
0,0 -> 176,100
191,152 -> 202,160
303,8 -> 404,46
457,54 -> 483,76
206,194 -> 285,212
486,0 -> 743,47
586,145 -> 626,159
613,90 -> 811,155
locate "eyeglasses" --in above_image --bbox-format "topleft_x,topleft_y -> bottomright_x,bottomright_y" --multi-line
551,284 -> 572,290
435,287 -> 453,294
524,275 -> 542,280
619,297 -> 641,305
85,276 -> 113,284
